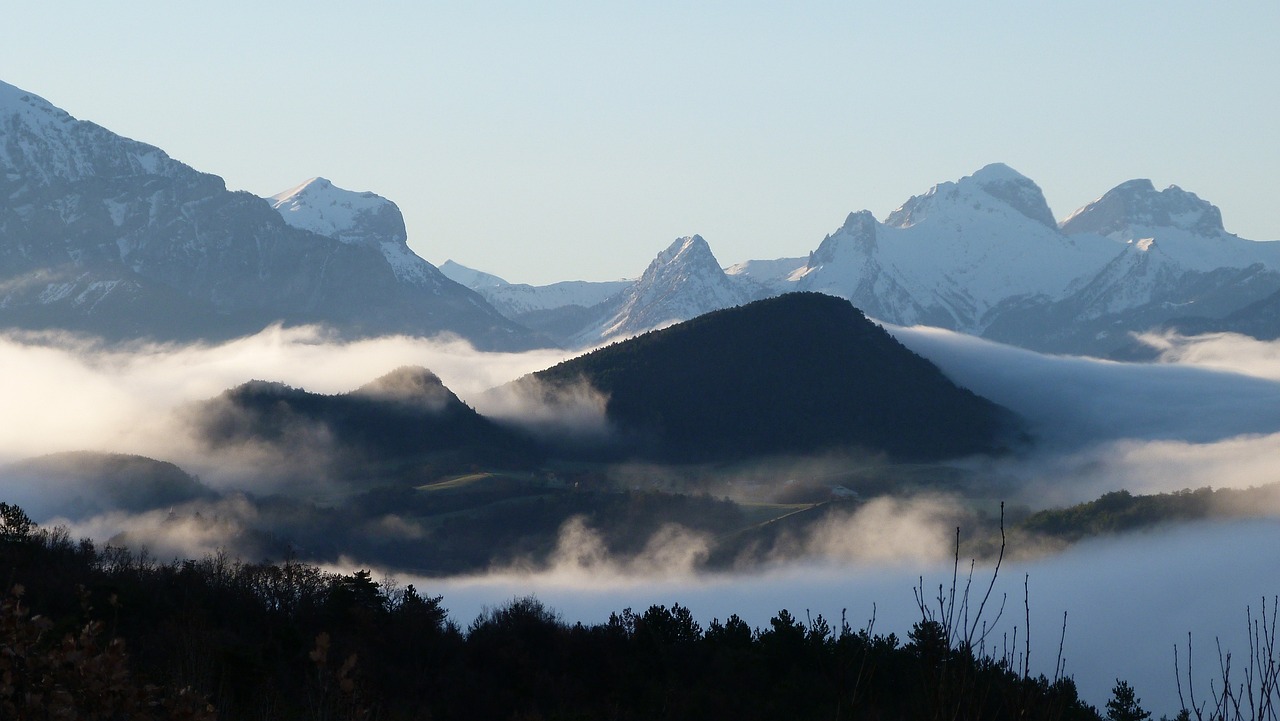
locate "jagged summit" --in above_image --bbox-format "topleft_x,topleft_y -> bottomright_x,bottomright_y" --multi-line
1060,179 -> 1226,237
268,177 -> 407,246
629,236 -> 733,302
578,234 -> 758,344
805,210 -> 877,269
653,235 -> 716,267
839,209 -> 879,234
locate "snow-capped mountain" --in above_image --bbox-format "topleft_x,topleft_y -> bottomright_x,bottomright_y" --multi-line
269,177 -> 405,247
784,164 -> 1120,331
571,235 -> 762,346
266,176 -> 464,291
0,79 -> 536,349
461,163 -> 1280,355
983,177 -> 1280,352
12,69 -> 1270,357
442,238 -> 761,347
744,164 -> 1280,355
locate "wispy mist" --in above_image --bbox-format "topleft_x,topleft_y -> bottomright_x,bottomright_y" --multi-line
474,376 -> 614,444
0,326 -> 574,471
887,324 -> 1280,448
886,325 -> 1280,506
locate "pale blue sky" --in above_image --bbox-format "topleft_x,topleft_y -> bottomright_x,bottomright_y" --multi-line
3,2 -> 1276,284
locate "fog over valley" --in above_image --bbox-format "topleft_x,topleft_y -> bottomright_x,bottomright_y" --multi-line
5,322 -> 1280,712
3,6 -> 1277,714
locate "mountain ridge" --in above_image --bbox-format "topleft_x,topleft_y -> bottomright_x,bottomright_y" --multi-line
449,164 -> 1280,356
518,292 -> 1021,463
0,79 -> 540,350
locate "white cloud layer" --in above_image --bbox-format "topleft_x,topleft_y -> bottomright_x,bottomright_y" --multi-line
0,326 -> 574,472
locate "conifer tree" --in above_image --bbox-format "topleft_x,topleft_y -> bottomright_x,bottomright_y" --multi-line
1106,679 -> 1151,721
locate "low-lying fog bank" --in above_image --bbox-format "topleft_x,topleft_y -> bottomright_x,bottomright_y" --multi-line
415,518 -> 1280,716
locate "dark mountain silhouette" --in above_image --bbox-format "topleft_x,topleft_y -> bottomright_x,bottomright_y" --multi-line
519,292 -> 1022,463
192,366 -> 542,481
1,451 -> 215,520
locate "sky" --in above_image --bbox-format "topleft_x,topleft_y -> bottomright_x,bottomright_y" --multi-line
1,2 -> 1276,284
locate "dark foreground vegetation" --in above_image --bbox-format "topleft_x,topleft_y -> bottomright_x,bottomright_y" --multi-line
0,501 -> 1113,721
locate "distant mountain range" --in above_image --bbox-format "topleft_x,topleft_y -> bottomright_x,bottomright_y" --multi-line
4,76 -> 1276,357
0,80 -> 535,349
445,165 -> 1280,356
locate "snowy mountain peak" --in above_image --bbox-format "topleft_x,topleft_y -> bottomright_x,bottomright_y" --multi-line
1060,179 -> 1226,237
839,209 -> 878,234
808,210 -> 877,268
581,235 -> 757,343
268,177 -> 407,246
967,161 -> 1031,185
654,234 -> 714,266
884,164 -> 1056,230
963,163 -> 1057,228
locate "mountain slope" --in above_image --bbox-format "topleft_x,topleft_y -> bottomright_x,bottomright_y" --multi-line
521,292 -> 1020,463
742,165 -> 1280,355
0,79 -> 537,349
983,178 -> 1280,353
1161,283 -> 1280,341
1,451 -> 215,520
192,366 -> 542,481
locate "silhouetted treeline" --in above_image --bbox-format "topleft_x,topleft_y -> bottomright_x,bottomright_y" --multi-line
1020,485 -> 1280,542
0,501 -> 1103,720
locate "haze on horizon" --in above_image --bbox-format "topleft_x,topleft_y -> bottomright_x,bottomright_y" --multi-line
1,1 -> 1275,285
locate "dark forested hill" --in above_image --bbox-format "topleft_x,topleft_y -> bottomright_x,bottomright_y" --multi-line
192,366 -> 542,481
522,292 -> 1022,463
1,451 -> 215,520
